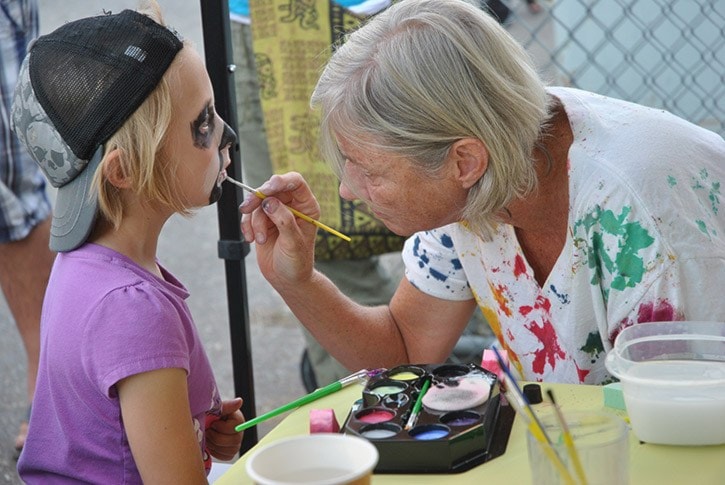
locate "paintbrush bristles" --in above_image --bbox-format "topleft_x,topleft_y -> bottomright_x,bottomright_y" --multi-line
224,176 -> 258,194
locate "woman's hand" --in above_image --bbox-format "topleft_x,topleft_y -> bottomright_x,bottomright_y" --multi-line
239,172 -> 319,289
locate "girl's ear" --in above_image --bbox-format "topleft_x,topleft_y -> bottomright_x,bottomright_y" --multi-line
102,148 -> 132,189
450,138 -> 488,189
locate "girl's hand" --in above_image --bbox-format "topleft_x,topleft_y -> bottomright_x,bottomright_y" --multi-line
205,398 -> 245,461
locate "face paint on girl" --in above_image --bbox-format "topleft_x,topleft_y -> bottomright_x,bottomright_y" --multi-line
208,121 -> 237,204
191,105 -> 216,149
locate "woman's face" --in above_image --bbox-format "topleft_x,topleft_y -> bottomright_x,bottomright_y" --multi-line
164,47 -> 235,208
337,138 -> 468,236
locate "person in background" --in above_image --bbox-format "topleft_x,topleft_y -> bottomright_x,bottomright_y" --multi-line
0,0 -> 55,459
13,1 -> 244,481
230,0 -> 492,391
239,0 -> 725,385
484,0 -> 542,25
526,0 -> 542,14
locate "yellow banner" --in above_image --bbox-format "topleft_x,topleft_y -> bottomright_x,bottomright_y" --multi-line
250,0 -> 405,260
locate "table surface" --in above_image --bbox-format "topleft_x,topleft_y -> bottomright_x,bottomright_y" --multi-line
217,382 -> 725,484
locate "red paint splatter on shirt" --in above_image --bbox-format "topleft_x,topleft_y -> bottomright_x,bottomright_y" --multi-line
637,299 -> 677,322
526,319 -> 566,375
521,296 -> 564,375
575,362 -> 590,382
514,254 -> 527,278
612,299 -> 682,343
519,295 -> 551,317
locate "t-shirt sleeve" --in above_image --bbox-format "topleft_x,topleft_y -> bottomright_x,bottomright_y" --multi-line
402,226 -> 473,301
80,283 -> 191,397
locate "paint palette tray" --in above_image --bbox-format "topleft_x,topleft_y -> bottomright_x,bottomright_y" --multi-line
341,363 -> 513,473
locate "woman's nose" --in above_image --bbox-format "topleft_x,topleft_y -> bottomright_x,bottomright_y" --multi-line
339,181 -> 357,201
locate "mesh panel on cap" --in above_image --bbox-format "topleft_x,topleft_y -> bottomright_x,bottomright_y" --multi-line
28,10 -> 183,162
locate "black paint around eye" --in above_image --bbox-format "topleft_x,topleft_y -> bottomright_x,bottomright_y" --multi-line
219,122 -> 237,151
191,106 -> 215,149
208,122 -> 238,206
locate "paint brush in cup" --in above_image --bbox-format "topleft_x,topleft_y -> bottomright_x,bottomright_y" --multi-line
547,389 -> 589,485
491,347 -> 576,485
225,176 -> 352,242
235,368 -> 385,432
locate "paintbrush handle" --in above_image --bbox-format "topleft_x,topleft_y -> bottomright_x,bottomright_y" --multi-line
404,377 -> 431,430
235,381 -> 343,432
284,206 -> 352,242
226,176 -> 351,242
547,389 -> 588,485
491,347 -> 576,484
411,378 -> 431,416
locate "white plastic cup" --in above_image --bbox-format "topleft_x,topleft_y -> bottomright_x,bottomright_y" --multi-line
526,411 -> 629,485
245,434 -> 379,485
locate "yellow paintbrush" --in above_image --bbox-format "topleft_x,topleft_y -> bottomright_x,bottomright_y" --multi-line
226,176 -> 351,242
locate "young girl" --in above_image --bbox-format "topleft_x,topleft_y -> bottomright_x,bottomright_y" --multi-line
11,2 -> 244,482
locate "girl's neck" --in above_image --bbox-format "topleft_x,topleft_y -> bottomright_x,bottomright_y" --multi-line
89,210 -> 168,279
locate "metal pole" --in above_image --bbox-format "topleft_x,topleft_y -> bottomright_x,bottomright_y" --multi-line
199,0 -> 257,453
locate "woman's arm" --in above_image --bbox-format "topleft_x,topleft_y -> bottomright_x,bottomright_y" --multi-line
118,368 -> 208,485
240,172 -> 478,369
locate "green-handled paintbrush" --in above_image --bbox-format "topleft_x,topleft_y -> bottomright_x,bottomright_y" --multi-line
235,368 -> 384,433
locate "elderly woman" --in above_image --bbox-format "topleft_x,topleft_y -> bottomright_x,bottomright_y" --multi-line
239,0 -> 725,384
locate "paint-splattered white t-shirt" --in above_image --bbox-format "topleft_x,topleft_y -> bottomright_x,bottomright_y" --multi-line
402,87 -> 725,384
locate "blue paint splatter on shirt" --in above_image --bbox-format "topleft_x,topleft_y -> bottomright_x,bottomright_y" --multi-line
549,284 -> 570,304
429,267 -> 448,282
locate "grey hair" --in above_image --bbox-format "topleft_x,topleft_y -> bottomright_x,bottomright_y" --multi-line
310,0 -> 552,238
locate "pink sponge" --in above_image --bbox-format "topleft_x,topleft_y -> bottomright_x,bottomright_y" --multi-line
481,348 -> 508,383
309,408 -> 340,434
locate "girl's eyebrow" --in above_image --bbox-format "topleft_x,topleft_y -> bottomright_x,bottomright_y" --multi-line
193,104 -> 211,124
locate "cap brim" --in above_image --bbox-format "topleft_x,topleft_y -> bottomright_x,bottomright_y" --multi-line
50,146 -> 102,252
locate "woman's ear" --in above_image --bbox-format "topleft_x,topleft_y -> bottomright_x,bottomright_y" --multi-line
451,138 -> 488,189
102,148 -> 132,189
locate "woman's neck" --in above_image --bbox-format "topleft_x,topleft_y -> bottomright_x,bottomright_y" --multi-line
505,100 -> 573,233
500,100 -> 574,285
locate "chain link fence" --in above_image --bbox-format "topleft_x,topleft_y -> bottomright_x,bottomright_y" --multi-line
496,0 -> 724,136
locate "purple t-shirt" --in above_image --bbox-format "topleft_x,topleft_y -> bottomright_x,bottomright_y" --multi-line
18,243 -> 221,484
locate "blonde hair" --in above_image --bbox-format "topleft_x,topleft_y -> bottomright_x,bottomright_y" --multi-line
311,0 -> 552,238
92,0 -> 191,229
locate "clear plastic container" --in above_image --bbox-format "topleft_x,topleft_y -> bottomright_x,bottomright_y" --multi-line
605,321 -> 725,446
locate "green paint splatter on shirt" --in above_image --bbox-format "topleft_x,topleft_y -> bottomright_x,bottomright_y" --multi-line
696,219 -> 712,239
667,175 -> 677,187
575,205 -> 655,301
692,169 -> 721,215
709,181 -> 721,215
580,331 -> 604,357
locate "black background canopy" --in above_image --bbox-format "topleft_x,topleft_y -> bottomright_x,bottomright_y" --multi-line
199,1 -> 256,454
